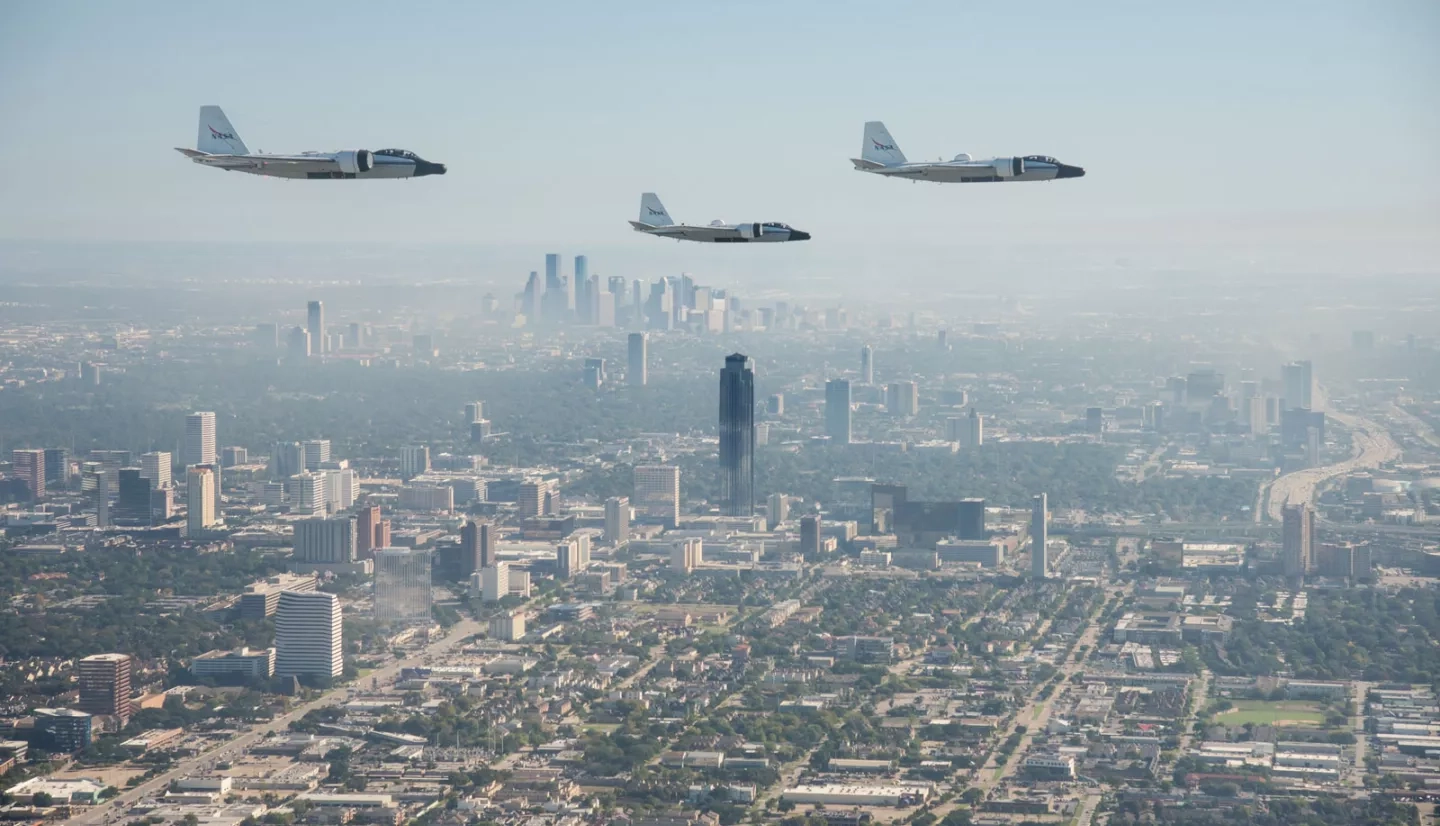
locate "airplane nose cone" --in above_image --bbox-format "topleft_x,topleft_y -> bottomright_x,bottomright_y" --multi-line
789,230 -> 811,241
1057,164 -> 1085,179
416,161 -> 447,176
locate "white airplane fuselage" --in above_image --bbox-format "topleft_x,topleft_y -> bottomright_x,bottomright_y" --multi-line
863,158 -> 1073,183
188,152 -> 437,180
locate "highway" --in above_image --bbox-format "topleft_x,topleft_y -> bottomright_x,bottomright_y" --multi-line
67,618 -> 485,826
1264,409 -> 1400,522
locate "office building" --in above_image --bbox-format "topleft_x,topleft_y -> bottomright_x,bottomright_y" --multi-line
825,379 -> 852,444
43,447 -> 70,486
33,709 -> 93,754
1282,360 -> 1314,411
301,440 -> 331,471
1282,502 -> 1314,578
399,483 -> 453,512
718,353 -> 756,517
556,539 -> 582,579
221,446 -> 247,467
270,441 -> 304,480
291,471 -> 327,516
480,561 -> 511,602
306,300 -> 326,355
1031,494 -> 1048,579
489,610 -> 526,642
399,445 -> 430,480
374,548 -> 433,626
937,329 -> 948,350
671,538 -> 703,574
184,412 -> 217,469
116,469 -> 153,524
324,468 -> 358,511
634,465 -> 680,526
239,573 -> 318,620
768,492 -> 789,530
604,496 -> 630,544
186,466 -> 217,533
517,479 -> 546,519
355,505 -> 381,559
191,648 -> 276,681
460,520 -> 493,574
77,654 -> 132,721
293,516 -> 356,565
860,345 -> 874,384
254,323 -> 280,349
463,401 -> 484,425
800,515 -> 822,557
886,382 -> 919,416
628,332 -> 648,386
947,408 -> 984,448
10,449 -> 44,501
274,591 -> 343,680
958,498 -> 986,540
287,326 -> 311,360
93,469 -> 110,528
767,393 -> 785,416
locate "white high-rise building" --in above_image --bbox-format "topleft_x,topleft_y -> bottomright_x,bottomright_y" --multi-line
1031,494 -> 1048,580
671,538 -> 703,574
184,412 -> 217,468
293,516 -> 356,565
374,548 -> 433,625
767,492 -> 789,530
399,445 -> 430,480
480,562 -> 511,603
186,466 -> 217,534
634,465 -> 680,527
301,439 -> 331,471
274,591 -> 342,679
140,451 -> 172,490
324,468 -> 358,511
604,496 -> 630,544
489,610 -> 525,642
293,471 -> 327,516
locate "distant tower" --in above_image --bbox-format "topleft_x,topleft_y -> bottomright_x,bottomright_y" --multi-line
307,300 -> 326,355
634,465 -> 680,527
860,345 -> 874,384
628,332 -> 649,386
718,353 -> 756,517
1281,360 -> 1315,411
1282,502 -> 1314,578
399,445 -> 430,480
460,520 -> 492,574
274,591 -> 342,679
604,496 -> 631,544
1031,494 -> 1048,579
965,408 -> 983,447
301,439 -> 331,471
10,449 -> 45,501
77,654 -> 132,721
287,326 -> 311,361
825,379 -> 852,444
938,329 -> 949,351
374,548 -> 433,626
800,515 -> 822,557
184,412 -> 217,468
187,466 -> 217,534
767,492 -> 789,530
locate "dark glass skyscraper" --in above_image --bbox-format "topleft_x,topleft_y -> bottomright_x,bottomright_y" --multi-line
825,379 -> 852,444
718,353 -> 755,516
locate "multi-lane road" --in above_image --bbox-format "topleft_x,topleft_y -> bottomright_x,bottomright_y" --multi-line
1264,408 -> 1401,521
67,618 -> 485,826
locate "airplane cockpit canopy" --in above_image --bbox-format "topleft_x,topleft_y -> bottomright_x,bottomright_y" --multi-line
374,149 -> 425,161
1022,155 -> 1059,165
761,222 -> 793,230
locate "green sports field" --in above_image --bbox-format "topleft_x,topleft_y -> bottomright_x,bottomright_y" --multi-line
1215,699 -> 1328,726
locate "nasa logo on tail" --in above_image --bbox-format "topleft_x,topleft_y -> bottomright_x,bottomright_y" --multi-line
871,138 -> 897,152
209,125 -> 237,141
647,207 -> 666,216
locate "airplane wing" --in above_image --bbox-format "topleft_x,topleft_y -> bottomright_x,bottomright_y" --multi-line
850,158 -> 888,170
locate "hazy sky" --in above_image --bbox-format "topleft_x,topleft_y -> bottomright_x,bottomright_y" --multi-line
2,0 -> 1437,280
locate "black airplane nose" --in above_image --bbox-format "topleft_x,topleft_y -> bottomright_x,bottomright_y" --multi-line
789,230 -> 811,241
1057,164 -> 1085,179
416,161 -> 447,176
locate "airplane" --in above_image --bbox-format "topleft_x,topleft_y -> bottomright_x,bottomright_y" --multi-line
850,121 -> 1084,183
175,106 -> 447,179
629,193 -> 810,243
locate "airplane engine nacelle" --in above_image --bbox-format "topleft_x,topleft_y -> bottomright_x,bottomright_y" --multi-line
953,153 -> 972,162
994,157 -> 1025,178
738,223 -> 761,239
335,150 -> 374,174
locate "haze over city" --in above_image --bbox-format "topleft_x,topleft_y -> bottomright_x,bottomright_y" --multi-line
1,3 -> 1439,826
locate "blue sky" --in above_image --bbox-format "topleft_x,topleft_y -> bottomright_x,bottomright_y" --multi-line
1,0 -> 1436,282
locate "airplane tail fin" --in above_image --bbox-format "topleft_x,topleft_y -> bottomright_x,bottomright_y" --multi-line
639,193 -> 674,227
197,106 -> 249,155
861,121 -> 905,166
